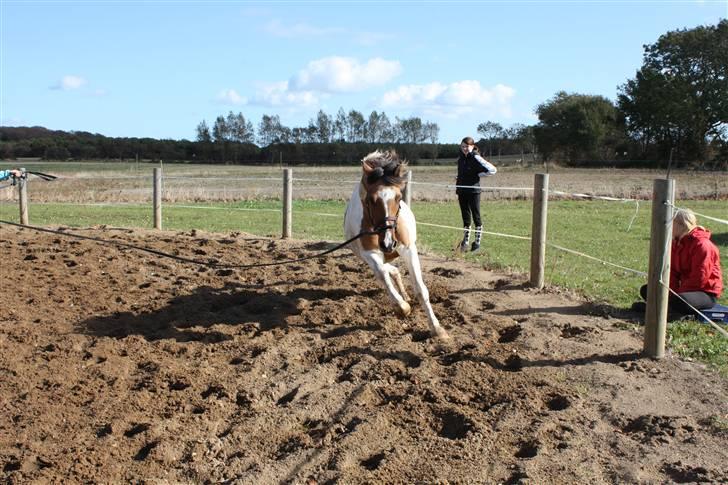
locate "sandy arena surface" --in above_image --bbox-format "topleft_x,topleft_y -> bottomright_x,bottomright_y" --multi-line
1,225 -> 727,483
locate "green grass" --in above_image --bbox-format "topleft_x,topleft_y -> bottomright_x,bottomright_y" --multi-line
668,322 -> 728,377
2,197 -> 726,373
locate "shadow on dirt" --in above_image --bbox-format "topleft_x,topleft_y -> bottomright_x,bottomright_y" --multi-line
438,348 -> 640,371
77,281 -> 363,343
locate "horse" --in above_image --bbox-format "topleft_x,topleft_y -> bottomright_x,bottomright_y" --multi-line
344,150 -> 450,339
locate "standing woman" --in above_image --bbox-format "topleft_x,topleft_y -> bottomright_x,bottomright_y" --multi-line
456,136 -> 497,251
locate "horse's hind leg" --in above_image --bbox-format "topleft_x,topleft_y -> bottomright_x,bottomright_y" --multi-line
384,263 -> 410,302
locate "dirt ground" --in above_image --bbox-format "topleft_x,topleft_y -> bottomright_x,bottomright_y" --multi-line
1,225 -> 726,484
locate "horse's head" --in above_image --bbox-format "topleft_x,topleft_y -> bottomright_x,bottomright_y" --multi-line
360,150 -> 407,254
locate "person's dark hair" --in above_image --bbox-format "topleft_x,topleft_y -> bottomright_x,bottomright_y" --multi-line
461,136 -> 479,153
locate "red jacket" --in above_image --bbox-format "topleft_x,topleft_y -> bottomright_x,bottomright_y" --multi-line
670,227 -> 723,297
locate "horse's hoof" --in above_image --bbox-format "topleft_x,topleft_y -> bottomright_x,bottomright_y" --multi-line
432,327 -> 450,340
398,301 -> 411,317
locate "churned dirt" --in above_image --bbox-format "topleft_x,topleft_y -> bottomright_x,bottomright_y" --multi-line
1,225 -> 726,484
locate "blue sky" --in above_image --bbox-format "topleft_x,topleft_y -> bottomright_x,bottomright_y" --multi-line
2,0 -> 727,143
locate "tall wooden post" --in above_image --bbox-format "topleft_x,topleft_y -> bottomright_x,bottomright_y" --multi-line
403,171 -> 413,207
18,168 -> 28,225
644,178 -> 675,359
153,167 -> 162,230
529,173 -> 549,289
282,168 -> 292,238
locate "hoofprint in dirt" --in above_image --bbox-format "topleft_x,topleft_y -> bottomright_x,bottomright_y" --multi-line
0,226 -> 726,484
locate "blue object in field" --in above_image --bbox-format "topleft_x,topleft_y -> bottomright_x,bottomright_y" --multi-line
698,304 -> 728,324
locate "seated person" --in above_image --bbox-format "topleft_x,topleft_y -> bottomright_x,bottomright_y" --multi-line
635,209 -> 723,317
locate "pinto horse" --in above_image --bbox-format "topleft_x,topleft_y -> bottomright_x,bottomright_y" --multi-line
344,150 -> 449,339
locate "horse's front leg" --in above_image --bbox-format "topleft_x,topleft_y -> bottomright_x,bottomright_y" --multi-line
399,245 -> 450,339
361,251 -> 411,317
385,263 -> 410,302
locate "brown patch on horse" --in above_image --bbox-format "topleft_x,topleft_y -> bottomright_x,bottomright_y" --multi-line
395,219 -> 410,247
359,233 -> 379,251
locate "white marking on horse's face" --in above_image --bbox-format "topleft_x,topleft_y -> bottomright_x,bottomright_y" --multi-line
377,187 -> 399,252
378,187 -> 397,207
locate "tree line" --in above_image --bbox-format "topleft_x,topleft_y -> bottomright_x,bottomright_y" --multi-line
1,20 -> 725,168
192,109 -> 443,163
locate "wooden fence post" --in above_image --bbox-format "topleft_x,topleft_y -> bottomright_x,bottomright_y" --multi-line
403,171 -> 413,207
282,168 -> 292,239
644,178 -> 675,359
529,173 -> 549,289
153,167 -> 162,230
18,168 -> 28,225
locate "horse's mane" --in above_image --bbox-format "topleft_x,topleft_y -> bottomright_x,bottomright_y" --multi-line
362,150 -> 408,186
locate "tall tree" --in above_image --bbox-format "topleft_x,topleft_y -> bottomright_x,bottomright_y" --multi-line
313,110 -> 332,143
364,111 -> 381,143
476,121 -> 503,158
378,113 -> 394,143
347,110 -> 365,142
617,19 -> 728,160
257,114 -> 287,146
196,120 -> 212,143
233,112 -> 255,144
395,117 -> 424,143
333,108 -> 347,142
423,122 -> 440,144
534,91 -> 623,163
257,115 -> 275,146
212,115 -> 230,161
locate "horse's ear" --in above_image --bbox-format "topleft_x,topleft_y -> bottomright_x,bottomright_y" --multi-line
394,163 -> 406,178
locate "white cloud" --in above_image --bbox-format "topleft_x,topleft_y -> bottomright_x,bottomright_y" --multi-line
248,56 -> 401,108
290,57 -> 402,93
217,88 -> 247,105
380,80 -> 516,117
51,75 -> 87,91
251,81 -> 319,107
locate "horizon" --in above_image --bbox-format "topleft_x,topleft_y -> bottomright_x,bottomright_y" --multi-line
2,1 -> 727,144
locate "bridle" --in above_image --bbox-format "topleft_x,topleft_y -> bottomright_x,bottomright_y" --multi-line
364,195 -> 401,239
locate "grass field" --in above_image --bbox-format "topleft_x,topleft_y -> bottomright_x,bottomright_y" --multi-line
1,162 -> 726,371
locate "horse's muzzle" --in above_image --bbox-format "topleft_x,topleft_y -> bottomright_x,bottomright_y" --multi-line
380,231 -> 398,253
